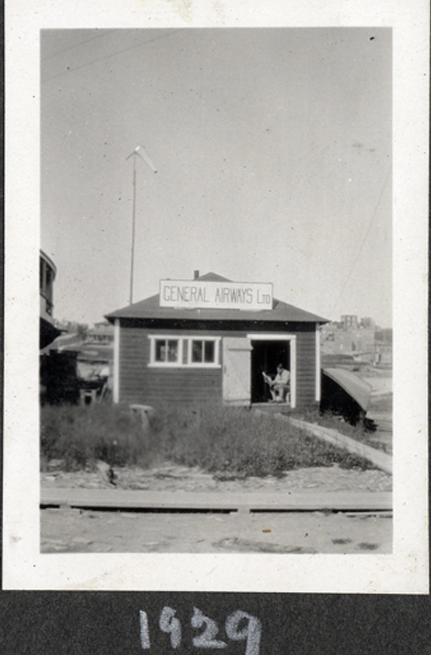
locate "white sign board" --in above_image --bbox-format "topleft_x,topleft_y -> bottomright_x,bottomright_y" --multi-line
160,280 -> 273,311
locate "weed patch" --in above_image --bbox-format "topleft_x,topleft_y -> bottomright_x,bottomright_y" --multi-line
149,403 -> 375,474
41,403 -> 376,474
288,406 -> 391,452
40,404 -> 157,470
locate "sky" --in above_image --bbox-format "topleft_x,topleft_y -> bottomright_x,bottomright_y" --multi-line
41,28 -> 392,327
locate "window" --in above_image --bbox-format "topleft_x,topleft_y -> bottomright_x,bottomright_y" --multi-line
40,259 -> 45,292
45,266 -> 54,303
191,339 -> 215,364
149,336 -> 220,367
154,339 -> 180,364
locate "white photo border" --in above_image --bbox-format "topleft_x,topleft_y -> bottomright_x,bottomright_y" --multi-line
4,0 -> 429,592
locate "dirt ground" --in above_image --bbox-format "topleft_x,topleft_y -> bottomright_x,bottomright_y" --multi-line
41,463 -> 392,554
41,506 -> 392,554
41,373 -> 393,555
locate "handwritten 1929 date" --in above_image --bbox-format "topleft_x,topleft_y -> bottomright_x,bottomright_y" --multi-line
140,606 -> 261,654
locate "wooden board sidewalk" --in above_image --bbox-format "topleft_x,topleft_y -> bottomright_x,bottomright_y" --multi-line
275,415 -> 393,474
40,488 -> 392,513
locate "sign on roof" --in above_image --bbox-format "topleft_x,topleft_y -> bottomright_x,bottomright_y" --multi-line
160,280 -> 273,311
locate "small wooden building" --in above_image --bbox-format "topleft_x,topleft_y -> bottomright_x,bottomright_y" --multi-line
106,272 -> 327,408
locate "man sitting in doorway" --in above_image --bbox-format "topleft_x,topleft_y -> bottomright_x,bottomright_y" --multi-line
263,364 -> 290,403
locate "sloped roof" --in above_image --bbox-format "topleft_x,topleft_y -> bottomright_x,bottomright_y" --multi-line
106,272 -> 327,324
41,332 -> 84,354
78,344 -> 113,362
42,333 -> 113,360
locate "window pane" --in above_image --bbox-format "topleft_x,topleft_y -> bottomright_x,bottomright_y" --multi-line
204,340 -> 215,362
192,340 -> 203,362
153,338 -> 217,365
167,340 -> 178,362
155,340 -> 166,362
40,260 -> 45,291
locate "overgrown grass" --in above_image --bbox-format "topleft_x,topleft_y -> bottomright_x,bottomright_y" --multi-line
40,404 -> 157,471
41,402 -> 376,475
150,402 -> 375,474
289,402 -> 392,454
289,406 -> 372,439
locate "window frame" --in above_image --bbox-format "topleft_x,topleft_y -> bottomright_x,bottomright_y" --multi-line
151,337 -> 182,366
148,335 -> 221,368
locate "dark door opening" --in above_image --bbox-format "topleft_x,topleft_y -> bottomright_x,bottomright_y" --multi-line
250,340 -> 290,403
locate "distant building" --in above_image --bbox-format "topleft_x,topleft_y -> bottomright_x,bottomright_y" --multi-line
376,327 -> 393,346
371,340 -> 392,365
341,314 -> 359,330
86,321 -> 114,345
321,324 -> 354,354
321,315 -> 392,366
359,316 -> 376,330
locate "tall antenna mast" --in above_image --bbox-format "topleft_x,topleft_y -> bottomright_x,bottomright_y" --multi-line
126,145 -> 157,305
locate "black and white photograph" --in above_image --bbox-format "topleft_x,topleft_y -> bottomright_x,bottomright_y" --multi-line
38,27 -> 394,555
4,1 -> 428,595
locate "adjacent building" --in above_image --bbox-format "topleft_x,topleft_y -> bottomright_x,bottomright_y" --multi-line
40,250 -> 61,348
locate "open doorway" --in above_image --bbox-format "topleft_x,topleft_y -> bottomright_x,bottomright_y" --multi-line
250,339 -> 291,403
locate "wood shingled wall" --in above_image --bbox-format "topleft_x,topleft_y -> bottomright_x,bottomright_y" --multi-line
118,323 -> 317,407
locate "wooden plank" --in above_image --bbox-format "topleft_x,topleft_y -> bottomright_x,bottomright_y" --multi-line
283,416 -> 393,474
40,488 -> 392,512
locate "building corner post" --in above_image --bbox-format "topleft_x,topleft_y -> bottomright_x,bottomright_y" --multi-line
113,319 -> 120,403
315,323 -> 321,402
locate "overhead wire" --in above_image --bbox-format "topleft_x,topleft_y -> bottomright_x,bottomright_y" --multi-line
328,165 -> 391,319
42,29 -> 183,84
